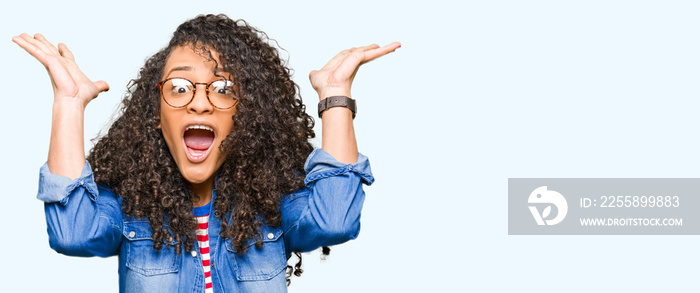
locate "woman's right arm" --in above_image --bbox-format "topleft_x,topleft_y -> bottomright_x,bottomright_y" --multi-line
15,34 -> 121,257
12,33 -> 109,179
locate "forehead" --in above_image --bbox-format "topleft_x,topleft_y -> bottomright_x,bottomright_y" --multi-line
163,45 -> 230,79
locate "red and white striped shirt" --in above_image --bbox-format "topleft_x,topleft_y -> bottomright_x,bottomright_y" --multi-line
194,204 -> 213,293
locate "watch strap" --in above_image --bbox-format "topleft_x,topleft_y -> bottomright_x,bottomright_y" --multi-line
318,96 -> 356,119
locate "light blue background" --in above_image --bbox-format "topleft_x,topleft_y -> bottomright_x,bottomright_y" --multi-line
2,1 -> 699,292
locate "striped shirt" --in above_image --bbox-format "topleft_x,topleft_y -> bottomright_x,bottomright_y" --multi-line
193,202 -> 213,293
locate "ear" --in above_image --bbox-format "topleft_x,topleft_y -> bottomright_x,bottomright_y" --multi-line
156,116 -> 161,129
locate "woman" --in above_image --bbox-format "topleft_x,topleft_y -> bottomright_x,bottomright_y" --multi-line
15,14 -> 399,292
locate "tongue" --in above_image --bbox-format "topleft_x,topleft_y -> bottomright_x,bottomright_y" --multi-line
184,129 -> 215,150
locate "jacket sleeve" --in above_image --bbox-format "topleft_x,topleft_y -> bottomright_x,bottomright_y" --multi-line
281,148 -> 374,257
37,161 -> 123,257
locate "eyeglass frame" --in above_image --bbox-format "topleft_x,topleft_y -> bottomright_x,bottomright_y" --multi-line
157,77 -> 239,110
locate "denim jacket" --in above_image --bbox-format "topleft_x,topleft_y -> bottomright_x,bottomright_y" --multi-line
37,149 -> 374,293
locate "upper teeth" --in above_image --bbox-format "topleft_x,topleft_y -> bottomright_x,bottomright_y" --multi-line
186,125 -> 214,132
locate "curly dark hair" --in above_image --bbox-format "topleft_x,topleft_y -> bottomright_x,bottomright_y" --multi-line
86,14 -> 319,280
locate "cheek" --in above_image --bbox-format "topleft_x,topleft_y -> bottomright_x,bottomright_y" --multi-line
160,128 -> 178,157
158,112 -> 180,150
218,112 -> 236,136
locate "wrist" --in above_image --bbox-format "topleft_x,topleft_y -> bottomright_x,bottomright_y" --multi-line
53,97 -> 87,115
317,87 -> 351,101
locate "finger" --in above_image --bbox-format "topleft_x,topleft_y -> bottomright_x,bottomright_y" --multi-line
12,34 -> 50,65
19,33 -> 56,57
12,34 -> 34,50
354,44 -> 381,52
324,43 -> 397,72
34,33 -> 59,54
332,44 -> 397,80
24,33 -> 56,55
58,43 -> 75,61
14,35 -> 77,94
94,80 -> 110,93
361,42 -> 401,62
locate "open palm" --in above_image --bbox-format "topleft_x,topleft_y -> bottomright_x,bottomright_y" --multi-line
310,42 -> 400,100
12,33 -> 109,107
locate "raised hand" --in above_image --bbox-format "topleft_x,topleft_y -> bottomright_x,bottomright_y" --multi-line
311,42 -> 400,164
12,33 -> 109,179
12,33 -> 109,108
309,42 -> 401,100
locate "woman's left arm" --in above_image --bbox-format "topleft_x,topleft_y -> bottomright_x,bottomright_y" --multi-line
309,42 -> 401,164
281,43 -> 400,255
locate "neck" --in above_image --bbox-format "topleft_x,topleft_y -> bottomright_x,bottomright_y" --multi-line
190,176 -> 214,207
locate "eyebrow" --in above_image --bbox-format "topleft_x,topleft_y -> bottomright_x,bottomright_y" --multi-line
165,66 -> 228,78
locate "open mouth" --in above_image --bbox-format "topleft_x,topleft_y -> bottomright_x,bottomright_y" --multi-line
183,125 -> 215,163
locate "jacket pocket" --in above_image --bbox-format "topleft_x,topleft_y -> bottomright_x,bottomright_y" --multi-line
225,226 -> 286,281
123,221 -> 180,276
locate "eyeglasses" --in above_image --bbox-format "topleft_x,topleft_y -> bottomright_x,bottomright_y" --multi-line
157,77 -> 238,109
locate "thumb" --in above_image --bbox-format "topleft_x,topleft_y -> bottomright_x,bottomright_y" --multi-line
308,70 -> 319,79
94,80 -> 110,93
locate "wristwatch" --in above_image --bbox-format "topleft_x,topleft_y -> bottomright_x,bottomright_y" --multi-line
318,96 -> 356,119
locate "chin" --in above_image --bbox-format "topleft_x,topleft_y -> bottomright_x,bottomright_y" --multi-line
180,165 -> 215,184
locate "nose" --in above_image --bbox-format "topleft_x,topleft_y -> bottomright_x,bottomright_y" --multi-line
187,84 -> 214,114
